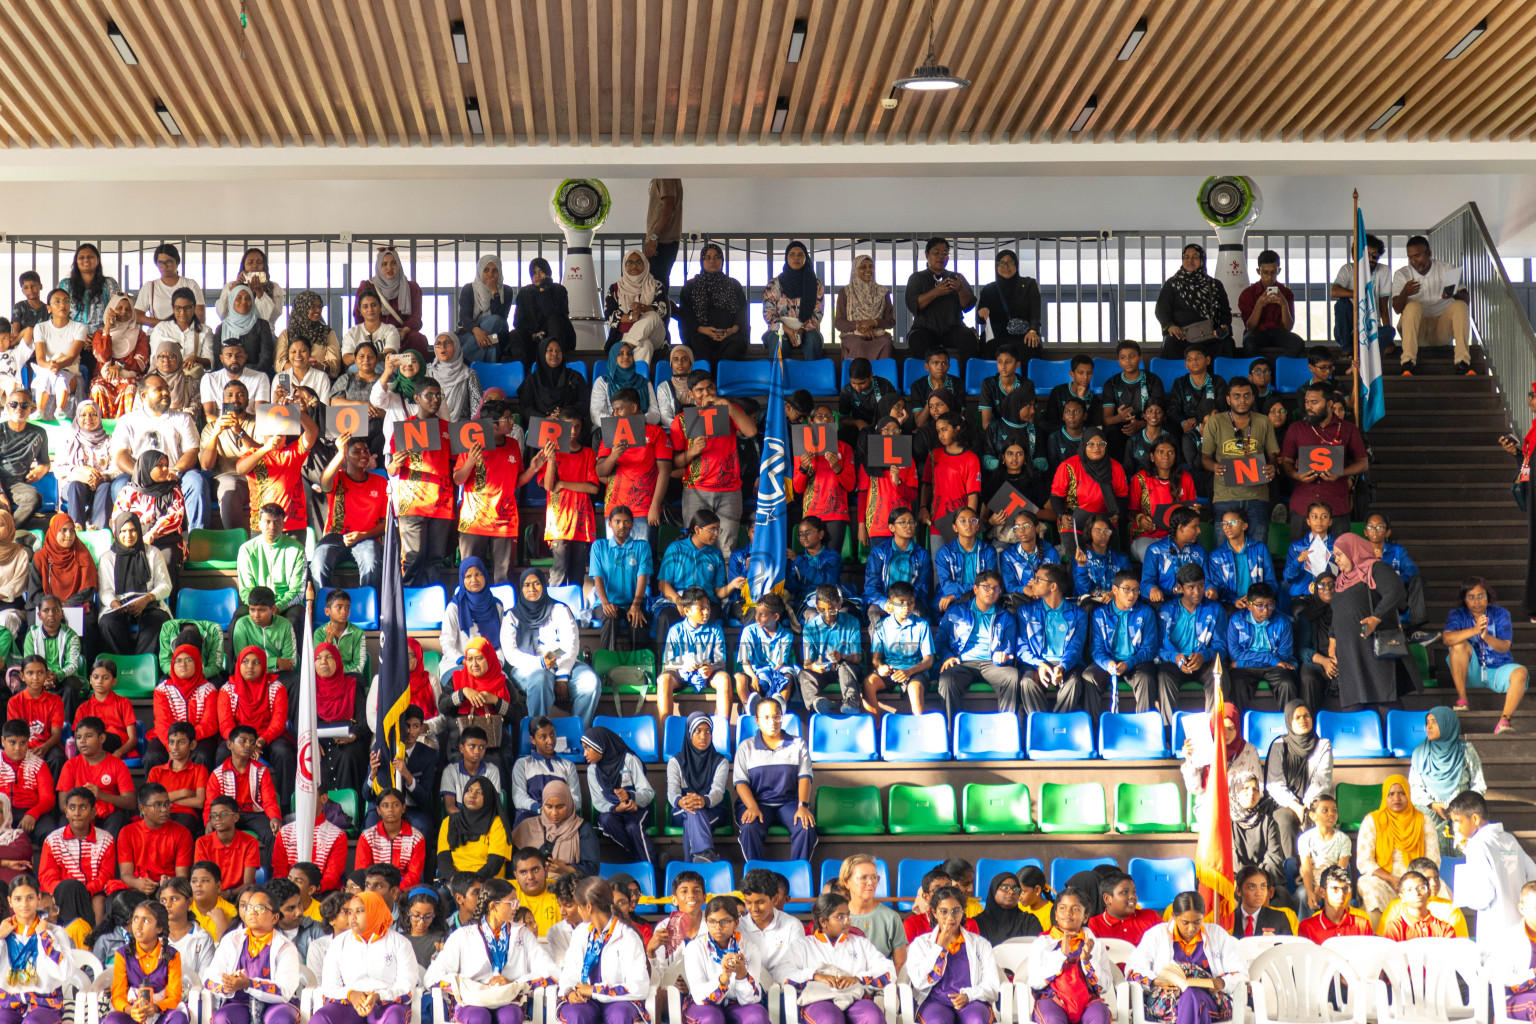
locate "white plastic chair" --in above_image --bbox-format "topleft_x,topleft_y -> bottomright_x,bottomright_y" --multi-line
298,964 -> 319,1022
992,938 -> 1036,1024
1321,935 -> 1399,1020
1249,942 -> 1366,1024
1098,938 -> 1139,971
1375,938 -> 1488,1024
81,959 -> 112,1024
69,950 -> 106,1024
1237,935 -> 1307,964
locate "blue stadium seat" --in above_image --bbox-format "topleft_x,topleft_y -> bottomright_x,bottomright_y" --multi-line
1148,358 -> 1184,390
1026,711 -> 1095,760
664,860 -> 734,905
1318,709 -> 1388,758
34,473 -> 57,512
880,712 -> 951,762
1129,857 -> 1195,911
809,714 -> 878,763
1214,357 -> 1256,381
548,584 -> 588,623
317,587 -> 379,630
1274,356 -> 1310,393
746,858 -> 813,912
786,359 -> 837,395
1386,709 -> 1428,758
715,360 -> 774,397
737,713 -> 802,747
475,361 -> 525,396
953,712 -> 1023,761
490,584 -> 516,608
174,587 -> 238,628
895,858 -> 942,912
592,714 -> 659,763
1092,358 -> 1120,390
1172,710 -> 1208,754
843,358 -> 898,389
656,358 -> 710,388
568,361 -> 590,381
598,861 -> 656,897
975,858 -> 1045,901
819,858 -> 888,896
403,586 -> 448,630
1028,360 -> 1072,391
1049,856 -> 1117,894
662,713 -> 731,761
1243,710 -> 1286,755
1098,711 -> 1169,760
592,360 -> 650,382
901,358 -> 927,392
518,716 -> 585,762
963,359 -> 990,396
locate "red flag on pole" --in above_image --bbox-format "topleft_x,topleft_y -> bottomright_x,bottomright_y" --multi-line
1196,656 -> 1236,929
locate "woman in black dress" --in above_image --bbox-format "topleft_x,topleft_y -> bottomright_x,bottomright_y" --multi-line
975,249 -> 1042,363
678,243 -> 749,363
1155,243 -> 1234,359
1331,533 -> 1409,713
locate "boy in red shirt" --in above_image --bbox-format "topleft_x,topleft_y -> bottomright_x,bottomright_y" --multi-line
452,399 -> 527,582
0,717 -> 56,839
7,655 -> 65,776
792,405 -> 856,558
72,659 -> 138,760
193,794 -> 259,894
205,724 -> 282,848
148,721 -> 210,835
540,409 -> 600,588
1088,871 -> 1164,947
314,435 -> 389,591
1299,866 -> 1374,942
595,390 -> 672,544
40,786 -> 126,921
271,794 -> 348,893
920,412 -> 981,554
55,715 -> 137,835
669,370 -> 759,557
117,781 -> 194,893
235,381 -> 319,533
386,377 -> 453,587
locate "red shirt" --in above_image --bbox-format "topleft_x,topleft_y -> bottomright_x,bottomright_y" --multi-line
116,820 -> 194,882
924,449 -> 982,532
7,690 -> 63,748
1051,457 -> 1130,517
1280,417 -> 1367,516
388,418 -> 454,519
325,471 -> 390,536
74,693 -> 137,745
193,830 -> 260,891
40,825 -> 125,896
1238,281 -> 1296,332
1298,908 -> 1374,943
248,436 -> 313,531
149,761 -> 211,816
1088,909 -> 1163,948
205,758 -> 280,823
0,753 -> 53,817
543,447 -> 598,543
456,441 -> 522,539
794,441 -> 856,522
669,411 -> 741,492
151,681 -> 219,750
903,912 -> 980,944
1379,910 -> 1457,942
215,679 -> 289,746
271,818 -> 348,892
353,822 -> 428,890
858,463 -> 920,539
599,425 -> 672,521
56,753 -> 134,821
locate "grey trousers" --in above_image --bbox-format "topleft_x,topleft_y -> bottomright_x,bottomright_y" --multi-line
213,472 -> 249,532
682,487 -> 743,557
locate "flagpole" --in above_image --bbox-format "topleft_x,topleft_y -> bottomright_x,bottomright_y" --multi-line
294,583 -> 319,863
1353,188 -> 1363,426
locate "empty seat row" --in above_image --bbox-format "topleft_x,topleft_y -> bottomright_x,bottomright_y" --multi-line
815,780 -> 1185,836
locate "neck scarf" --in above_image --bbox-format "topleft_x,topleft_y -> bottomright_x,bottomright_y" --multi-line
1277,700 -> 1318,798
353,891 -> 393,944
1333,533 -> 1381,591
289,291 -> 331,350
510,779 -> 583,863
471,256 -> 503,319
974,874 -> 1040,945
135,449 -> 177,515
1371,774 -> 1426,868
430,334 -> 475,418
687,246 -> 743,323
110,511 -> 151,595
843,255 -> 889,323
524,339 -> 575,416
1079,427 -> 1119,516
581,726 -> 633,803
510,568 -> 556,653
1411,707 -> 1468,804
35,513 -> 96,599
1167,246 -> 1227,322
447,776 -> 501,848
676,712 -> 725,795
221,286 -> 259,339
580,915 -> 617,984
392,350 -> 424,401
370,249 -> 412,319
707,929 -> 741,967
232,646 -> 271,717
604,344 -> 649,413
776,242 -> 817,323
481,921 -> 511,973
454,557 -> 504,642
406,638 -> 435,715
615,250 -> 659,311
454,637 -> 511,703
315,642 -> 354,722
106,293 -> 140,358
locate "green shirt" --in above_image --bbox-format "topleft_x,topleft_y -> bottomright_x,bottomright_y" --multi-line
231,616 -> 296,668
314,623 -> 366,677
157,619 -> 228,676
1201,412 -> 1280,502
22,624 -> 82,679
235,536 -> 307,610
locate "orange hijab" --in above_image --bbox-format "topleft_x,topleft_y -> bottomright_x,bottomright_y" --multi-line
34,513 -> 97,599
353,891 -> 393,944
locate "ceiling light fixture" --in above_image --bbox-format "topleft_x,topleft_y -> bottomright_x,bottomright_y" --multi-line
787,19 -> 807,63
1070,94 -> 1098,133
1368,95 -> 1406,131
894,1 -> 970,91
154,101 -> 181,137
451,21 -> 469,64
771,97 -> 789,134
107,21 -> 138,65
1444,19 -> 1486,59
1116,17 -> 1147,60
465,97 -> 483,135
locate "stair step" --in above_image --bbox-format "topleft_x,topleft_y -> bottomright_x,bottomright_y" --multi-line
1372,447 -> 1511,462
1371,466 -> 1516,483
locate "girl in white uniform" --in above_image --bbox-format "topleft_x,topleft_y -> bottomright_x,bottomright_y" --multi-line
1026,886 -> 1115,1024
783,893 -> 894,1024
556,878 -> 650,1024
905,887 -> 1001,1024
206,885 -> 303,1024
313,891 -> 420,1024
1123,893 -> 1246,1024
425,878 -> 558,1024
0,874 -> 74,1024
679,896 -> 769,1024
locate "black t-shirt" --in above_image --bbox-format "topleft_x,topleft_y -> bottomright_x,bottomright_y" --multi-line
0,424 -> 47,484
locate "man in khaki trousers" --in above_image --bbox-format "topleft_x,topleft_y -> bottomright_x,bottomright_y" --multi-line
1392,234 -> 1471,376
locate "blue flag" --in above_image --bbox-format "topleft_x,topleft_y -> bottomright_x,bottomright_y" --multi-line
371,506 -> 412,794
746,352 -> 788,605
1357,207 -> 1387,431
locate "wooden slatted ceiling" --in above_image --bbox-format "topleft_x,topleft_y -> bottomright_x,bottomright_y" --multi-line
3,0 -> 1527,148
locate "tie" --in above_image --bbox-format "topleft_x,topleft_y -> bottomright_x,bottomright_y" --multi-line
1244,913 -> 1255,937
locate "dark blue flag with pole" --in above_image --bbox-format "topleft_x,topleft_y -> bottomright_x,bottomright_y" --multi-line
372,506 -> 411,793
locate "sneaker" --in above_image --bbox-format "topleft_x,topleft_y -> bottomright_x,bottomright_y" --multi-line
1400,361 -> 1416,376
1272,503 -> 1288,525
1457,361 -> 1474,376
1409,629 -> 1441,647
1454,698 -> 1469,710
840,703 -> 862,716
1496,717 -> 1513,735
692,851 -> 721,863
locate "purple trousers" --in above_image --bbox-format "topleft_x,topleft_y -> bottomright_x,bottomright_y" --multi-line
454,1007 -> 525,1024
1509,992 -> 1536,1022
212,1003 -> 302,1024
557,1000 -> 642,1024
916,998 -> 992,1024
104,1013 -> 189,1024
1033,996 -> 1111,1024
685,1003 -> 769,1024
311,1002 -> 411,1024
0,1008 -> 60,1024
799,998 -> 884,1024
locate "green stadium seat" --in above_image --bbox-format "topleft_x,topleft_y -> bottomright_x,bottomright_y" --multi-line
592,648 -> 655,716
79,529 -> 113,561
102,653 -> 157,699
1113,781 -> 1185,833
888,784 -> 960,834
186,528 -> 247,570
1267,521 -> 1289,562
1038,782 -> 1108,834
327,789 -> 362,837
815,785 -> 884,835
961,783 -> 1034,834
1335,782 -> 1377,831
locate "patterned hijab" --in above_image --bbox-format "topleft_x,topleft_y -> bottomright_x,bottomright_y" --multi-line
288,290 -> 331,349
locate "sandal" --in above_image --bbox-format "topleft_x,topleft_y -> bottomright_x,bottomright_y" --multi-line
1496,717 -> 1513,735
1454,698 -> 1469,710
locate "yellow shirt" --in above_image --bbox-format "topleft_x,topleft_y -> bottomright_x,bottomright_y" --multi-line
437,819 -> 512,878
192,898 -> 238,941
302,899 -> 323,923
1024,901 -> 1054,931
516,886 -> 562,937
64,918 -> 92,949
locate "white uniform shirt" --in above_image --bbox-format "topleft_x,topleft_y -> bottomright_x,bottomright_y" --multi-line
556,920 -> 649,1003
319,930 -> 420,1003
424,921 -> 557,991
681,931 -> 766,1007
740,909 -> 805,985
905,930 -> 1001,1007
207,927 -> 302,1007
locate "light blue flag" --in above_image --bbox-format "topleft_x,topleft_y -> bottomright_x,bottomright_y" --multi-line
1357,208 -> 1387,430
746,352 -> 788,605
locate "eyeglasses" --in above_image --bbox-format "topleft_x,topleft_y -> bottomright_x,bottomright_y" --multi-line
407,911 -> 437,922
1220,520 -> 1244,528
1364,524 -> 1388,532
6,402 -> 29,410
995,883 -> 1021,894
974,582 -> 1000,592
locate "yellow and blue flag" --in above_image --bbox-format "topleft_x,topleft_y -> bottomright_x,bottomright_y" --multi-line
372,506 -> 412,793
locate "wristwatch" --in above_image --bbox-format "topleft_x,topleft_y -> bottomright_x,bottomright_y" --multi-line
647,233 -> 658,241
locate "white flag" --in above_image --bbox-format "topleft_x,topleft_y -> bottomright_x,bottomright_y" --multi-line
294,596 -> 319,862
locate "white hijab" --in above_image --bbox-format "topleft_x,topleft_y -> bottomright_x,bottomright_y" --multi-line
430,333 -> 476,419
615,249 -> 658,310
105,292 -> 140,359
471,256 -> 502,319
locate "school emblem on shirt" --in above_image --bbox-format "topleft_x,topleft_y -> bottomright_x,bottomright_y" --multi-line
99,772 -> 113,786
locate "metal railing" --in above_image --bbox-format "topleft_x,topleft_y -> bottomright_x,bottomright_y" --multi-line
1428,202 -> 1536,436
0,228 -> 1424,348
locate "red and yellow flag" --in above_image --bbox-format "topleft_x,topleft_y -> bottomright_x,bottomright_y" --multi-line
1196,656 -> 1236,929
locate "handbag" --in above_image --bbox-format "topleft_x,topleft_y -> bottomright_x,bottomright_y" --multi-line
1371,626 -> 1409,659
996,285 -> 1030,337
464,713 -> 505,747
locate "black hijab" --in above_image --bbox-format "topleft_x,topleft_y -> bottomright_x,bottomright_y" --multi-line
519,337 -> 580,416
510,568 -> 556,654
446,776 -> 501,847
134,449 -> 178,516
1276,700 -> 1318,797
581,725 -> 633,804
110,511 -> 151,596
1079,427 -> 1119,516
777,242 -> 817,323
675,711 -> 726,795
973,873 -> 1042,945
991,250 -> 1031,319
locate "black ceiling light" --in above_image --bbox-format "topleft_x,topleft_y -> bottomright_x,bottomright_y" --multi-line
894,1 -> 969,91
